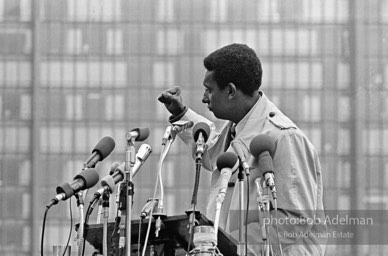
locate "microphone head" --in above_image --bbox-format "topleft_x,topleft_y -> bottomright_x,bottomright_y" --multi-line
130,127 -> 150,141
109,162 -> 121,175
249,134 -> 276,158
92,136 -> 116,160
137,144 -> 152,161
193,122 -> 211,142
216,151 -> 239,170
74,168 -> 100,189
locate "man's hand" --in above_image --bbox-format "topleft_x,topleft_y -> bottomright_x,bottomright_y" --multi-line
158,87 -> 186,117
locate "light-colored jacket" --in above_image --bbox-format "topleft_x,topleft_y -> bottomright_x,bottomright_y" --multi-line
175,92 -> 327,255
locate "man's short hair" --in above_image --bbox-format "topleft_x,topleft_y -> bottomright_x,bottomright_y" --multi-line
203,43 -> 263,96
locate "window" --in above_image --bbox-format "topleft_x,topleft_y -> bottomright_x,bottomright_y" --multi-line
301,0 -> 348,23
1,92 -> 19,119
210,0 -> 227,22
1,127 -> 30,152
67,28 -> 83,54
304,128 -> 321,151
1,0 -> 20,20
302,94 -> 321,122
19,160 -> 31,186
20,94 -> 31,120
338,129 -> 350,154
0,29 -> 31,54
68,0 -> 121,21
257,0 -> 280,22
270,29 -> 318,56
106,29 -> 123,55
156,29 -> 183,55
204,29 -> 254,55
0,0 -> 30,21
157,0 -> 174,22
105,94 -> 124,120
0,61 -> 31,87
41,61 -> 127,88
65,94 -> 83,120
85,93 -> 103,120
338,96 -> 350,122
40,126 -> 73,153
337,160 -> 350,189
153,62 -> 175,88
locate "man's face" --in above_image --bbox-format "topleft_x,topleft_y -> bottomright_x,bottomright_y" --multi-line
202,70 -> 230,120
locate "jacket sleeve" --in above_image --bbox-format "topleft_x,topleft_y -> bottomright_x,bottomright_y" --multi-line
266,129 -> 322,250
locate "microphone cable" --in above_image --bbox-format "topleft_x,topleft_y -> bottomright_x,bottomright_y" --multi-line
245,173 -> 250,256
82,197 -> 98,256
41,205 -> 50,256
61,199 -> 73,256
141,139 -> 172,256
40,198 -> 73,256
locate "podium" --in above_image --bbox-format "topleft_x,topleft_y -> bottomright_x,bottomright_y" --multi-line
84,214 -> 238,255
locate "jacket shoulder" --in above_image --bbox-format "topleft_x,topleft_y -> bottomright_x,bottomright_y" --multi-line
266,111 -> 297,130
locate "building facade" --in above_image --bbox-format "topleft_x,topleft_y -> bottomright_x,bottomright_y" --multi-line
0,0 -> 387,255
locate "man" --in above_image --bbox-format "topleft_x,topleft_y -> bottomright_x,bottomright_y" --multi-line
158,44 -> 327,255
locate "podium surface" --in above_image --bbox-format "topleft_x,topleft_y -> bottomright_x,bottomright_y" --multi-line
85,214 -> 238,255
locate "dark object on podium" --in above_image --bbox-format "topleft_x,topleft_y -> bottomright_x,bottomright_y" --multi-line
84,214 -> 238,255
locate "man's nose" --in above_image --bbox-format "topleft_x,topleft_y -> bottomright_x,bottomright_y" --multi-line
202,92 -> 209,104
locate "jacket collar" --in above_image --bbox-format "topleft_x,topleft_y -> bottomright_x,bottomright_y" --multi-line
233,91 -> 273,138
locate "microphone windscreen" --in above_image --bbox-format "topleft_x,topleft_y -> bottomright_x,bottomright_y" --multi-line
131,127 -> 150,141
216,151 -> 239,170
249,134 -> 276,158
93,136 -> 116,160
193,122 -> 211,142
75,168 -> 100,189
109,162 -> 121,175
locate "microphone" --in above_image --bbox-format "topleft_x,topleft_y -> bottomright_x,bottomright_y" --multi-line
192,122 -> 211,160
94,144 -> 152,198
231,140 -> 250,175
213,151 -> 239,237
162,126 -> 173,146
109,162 -> 121,175
249,134 -> 276,190
94,166 -> 125,198
84,136 -> 116,168
126,127 -> 150,142
216,152 -> 240,195
115,143 -> 152,176
161,121 -> 194,145
172,120 -> 194,133
48,168 -> 100,207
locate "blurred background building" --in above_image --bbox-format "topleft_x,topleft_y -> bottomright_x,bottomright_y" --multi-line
0,0 -> 387,255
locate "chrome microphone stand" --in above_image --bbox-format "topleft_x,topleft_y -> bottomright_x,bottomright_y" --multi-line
237,167 -> 246,256
102,191 -> 110,256
255,178 -> 271,256
75,191 -> 85,256
124,134 -> 136,256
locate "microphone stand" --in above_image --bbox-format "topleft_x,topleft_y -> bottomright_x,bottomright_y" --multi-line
75,191 -> 85,256
257,180 -> 271,256
237,167 -> 246,256
76,163 -> 89,256
186,158 -> 202,246
124,136 -> 136,256
102,191 -> 110,256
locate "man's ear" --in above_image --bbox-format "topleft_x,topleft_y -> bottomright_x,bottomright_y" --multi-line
227,83 -> 237,98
